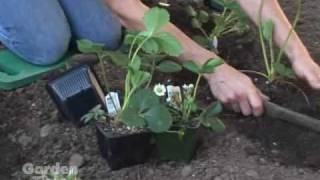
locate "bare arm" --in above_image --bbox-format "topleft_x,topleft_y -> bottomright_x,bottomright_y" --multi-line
236,0 -> 320,89
105,0 -> 216,65
105,0 -> 271,117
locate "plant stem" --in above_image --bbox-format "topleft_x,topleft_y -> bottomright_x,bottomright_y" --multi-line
185,74 -> 202,121
123,36 -> 151,110
269,37 -> 275,80
275,0 -> 302,64
146,59 -> 156,88
128,35 -> 139,59
98,54 -> 119,114
240,70 -> 269,79
199,27 -> 210,40
258,0 -> 271,79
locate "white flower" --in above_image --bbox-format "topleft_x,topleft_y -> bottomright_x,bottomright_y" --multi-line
182,84 -> 189,90
188,84 -> 194,89
153,83 -> 166,96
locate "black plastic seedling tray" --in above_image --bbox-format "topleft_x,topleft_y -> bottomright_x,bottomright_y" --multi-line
47,65 -> 106,126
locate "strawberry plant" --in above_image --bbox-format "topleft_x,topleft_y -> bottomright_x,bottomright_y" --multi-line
186,0 -> 249,53
77,7 -> 183,133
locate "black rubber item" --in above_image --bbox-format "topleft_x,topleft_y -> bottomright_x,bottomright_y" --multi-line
204,0 -> 224,13
46,65 -> 106,126
96,123 -> 155,170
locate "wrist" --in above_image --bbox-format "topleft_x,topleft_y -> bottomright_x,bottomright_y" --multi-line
288,46 -> 313,65
285,39 -> 312,64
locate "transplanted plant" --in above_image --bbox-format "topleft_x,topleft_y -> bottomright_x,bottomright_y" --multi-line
251,0 -> 302,82
153,57 -> 226,133
241,0 -> 310,104
77,7 -> 185,133
186,0 -> 249,53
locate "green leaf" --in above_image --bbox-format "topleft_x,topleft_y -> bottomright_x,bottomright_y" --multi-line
199,10 -> 210,23
191,18 -> 202,29
154,32 -> 183,57
274,62 -> 295,79
201,57 -> 224,73
185,5 -> 197,17
130,70 -> 151,89
122,89 -> 172,132
192,35 -> 210,48
262,20 -> 274,41
129,89 -> 160,112
182,61 -> 201,74
143,7 -> 170,34
130,55 -> 141,71
202,117 -> 225,133
201,101 -> 223,118
77,39 -> 104,54
102,51 -> 129,67
142,38 -> 159,54
144,104 -> 172,133
157,60 -> 182,73
121,106 -> 146,128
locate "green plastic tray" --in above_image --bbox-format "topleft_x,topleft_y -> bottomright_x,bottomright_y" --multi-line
0,50 -> 70,90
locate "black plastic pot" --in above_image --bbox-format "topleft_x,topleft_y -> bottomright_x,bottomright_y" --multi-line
154,125 -> 200,162
96,123 -> 155,170
47,65 -> 106,126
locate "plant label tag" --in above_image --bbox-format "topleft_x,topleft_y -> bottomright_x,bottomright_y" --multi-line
166,85 -> 182,107
105,92 -> 121,117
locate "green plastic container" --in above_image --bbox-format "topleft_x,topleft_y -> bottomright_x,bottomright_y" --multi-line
154,126 -> 200,162
0,50 -> 70,90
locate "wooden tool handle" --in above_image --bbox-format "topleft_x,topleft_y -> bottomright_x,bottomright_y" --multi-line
264,101 -> 320,133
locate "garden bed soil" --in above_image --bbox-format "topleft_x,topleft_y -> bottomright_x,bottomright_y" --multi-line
1,0 -> 320,179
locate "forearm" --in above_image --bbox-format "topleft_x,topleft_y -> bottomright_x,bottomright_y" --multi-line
236,0 -> 311,63
105,0 -> 217,65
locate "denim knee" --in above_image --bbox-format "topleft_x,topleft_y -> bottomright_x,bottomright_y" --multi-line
59,0 -> 122,50
0,0 -> 71,65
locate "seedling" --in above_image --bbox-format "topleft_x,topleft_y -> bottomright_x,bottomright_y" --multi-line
186,0 -> 249,53
240,0 -> 309,104
77,7 -> 184,133
154,57 -> 226,133
254,0 -> 302,82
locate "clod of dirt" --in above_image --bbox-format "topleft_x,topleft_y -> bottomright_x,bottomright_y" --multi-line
40,124 -> 53,138
69,153 -> 85,168
17,134 -> 32,147
245,170 -> 260,179
181,165 -> 193,177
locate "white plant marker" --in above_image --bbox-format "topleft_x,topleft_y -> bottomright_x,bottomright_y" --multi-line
105,92 -> 121,117
166,85 -> 182,102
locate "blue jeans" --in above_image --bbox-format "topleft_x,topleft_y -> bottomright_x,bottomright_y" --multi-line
0,0 -> 122,65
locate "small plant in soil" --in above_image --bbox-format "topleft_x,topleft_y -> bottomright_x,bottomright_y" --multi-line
77,7 -> 183,133
241,0 -> 309,104
152,58 -> 225,161
78,6 -> 226,165
253,0 -> 302,82
186,0 -> 249,53
76,7 -> 193,169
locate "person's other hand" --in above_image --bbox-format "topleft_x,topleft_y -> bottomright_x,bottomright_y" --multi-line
292,55 -> 320,89
205,63 -> 265,117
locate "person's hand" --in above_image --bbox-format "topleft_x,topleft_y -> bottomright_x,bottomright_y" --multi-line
205,63 -> 265,117
292,55 -> 320,89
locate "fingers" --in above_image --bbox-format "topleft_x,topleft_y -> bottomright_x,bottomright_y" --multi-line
222,89 -> 264,117
248,90 -> 264,117
231,103 -> 241,113
239,98 -> 252,116
306,72 -> 320,90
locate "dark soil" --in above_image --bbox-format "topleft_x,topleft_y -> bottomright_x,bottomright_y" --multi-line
1,0 -> 320,180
